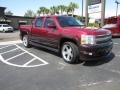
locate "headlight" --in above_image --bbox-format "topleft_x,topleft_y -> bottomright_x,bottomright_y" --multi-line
81,35 -> 95,45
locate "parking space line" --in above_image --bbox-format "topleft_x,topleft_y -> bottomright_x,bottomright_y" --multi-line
23,58 -> 36,67
0,45 -> 13,50
0,48 -> 19,55
6,52 -> 26,61
14,44 -> 49,65
0,40 -> 22,45
0,44 -> 49,67
114,43 -> 120,45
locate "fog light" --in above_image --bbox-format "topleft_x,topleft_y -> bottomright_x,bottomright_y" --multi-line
88,53 -> 93,56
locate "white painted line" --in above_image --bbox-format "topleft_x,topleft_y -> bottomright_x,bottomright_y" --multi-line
0,45 -> 13,50
6,52 -> 26,61
114,43 -> 120,45
104,80 -> 113,83
80,80 -> 113,87
0,44 -> 49,67
0,54 -> 48,68
59,62 -> 66,66
0,40 -> 22,45
14,44 -> 49,65
23,58 -> 36,66
0,48 -> 19,55
115,54 -> 120,57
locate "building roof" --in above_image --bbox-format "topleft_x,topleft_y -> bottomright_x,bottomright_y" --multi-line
5,15 -> 34,19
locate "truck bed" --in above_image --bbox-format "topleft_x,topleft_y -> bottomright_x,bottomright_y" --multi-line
19,25 -> 32,32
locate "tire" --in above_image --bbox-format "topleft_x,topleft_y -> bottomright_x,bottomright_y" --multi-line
23,35 -> 31,48
61,42 -> 79,64
3,29 -> 6,33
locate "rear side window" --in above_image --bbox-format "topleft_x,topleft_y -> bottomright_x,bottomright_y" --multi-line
35,18 -> 44,27
0,25 -> 2,27
44,17 -> 55,28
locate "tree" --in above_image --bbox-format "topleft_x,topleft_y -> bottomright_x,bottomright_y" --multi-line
24,10 -> 36,17
5,11 -> 13,16
50,6 -> 59,15
64,6 -> 71,15
57,5 -> 66,15
68,2 -> 79,16
37,9 -> 42,16
37,7 -> 47,16
44,8 -> 50,15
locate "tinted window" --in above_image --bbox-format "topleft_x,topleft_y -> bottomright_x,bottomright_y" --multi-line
44,18 -> 55,28
0,25 -> 2,27
57,16 -> 84,27
3,25 -> 9,27
35,18 -> 44,27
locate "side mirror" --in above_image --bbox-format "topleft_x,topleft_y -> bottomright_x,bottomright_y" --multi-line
47,23 -> 56,29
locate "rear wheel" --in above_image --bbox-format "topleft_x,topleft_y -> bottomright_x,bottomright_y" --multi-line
23,35 -> 31,48
61,42 -> 79,64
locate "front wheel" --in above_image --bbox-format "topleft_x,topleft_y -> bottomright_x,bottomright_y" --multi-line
3,29 -> 6,33
23,35 -> 31,48
61,42 -> 79,64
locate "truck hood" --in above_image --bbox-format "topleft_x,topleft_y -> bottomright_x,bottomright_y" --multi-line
63,27 -> 111,36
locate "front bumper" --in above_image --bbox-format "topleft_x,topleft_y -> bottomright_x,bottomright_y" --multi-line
79,41 -> 113,61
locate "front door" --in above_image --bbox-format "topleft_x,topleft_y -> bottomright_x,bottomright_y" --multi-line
43,17 -> 60,48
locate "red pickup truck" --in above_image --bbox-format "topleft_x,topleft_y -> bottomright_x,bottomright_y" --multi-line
102,16 -> 120,36
20,16 -> 113,64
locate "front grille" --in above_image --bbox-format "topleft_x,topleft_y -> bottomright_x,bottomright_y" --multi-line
95,34 -> 112,44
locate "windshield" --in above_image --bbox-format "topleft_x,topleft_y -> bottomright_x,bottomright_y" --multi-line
3,25 -> 10,27
57,16 -> 84,27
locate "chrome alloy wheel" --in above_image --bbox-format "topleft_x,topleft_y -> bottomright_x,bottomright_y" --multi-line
62,44 -> 73,62
23,35 -> 28,47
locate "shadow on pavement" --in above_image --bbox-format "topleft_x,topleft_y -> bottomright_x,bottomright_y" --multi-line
31,45 -> 115,66
83,52 -> 115,66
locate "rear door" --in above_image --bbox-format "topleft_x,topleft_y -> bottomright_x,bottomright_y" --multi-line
31,17 -> 48,44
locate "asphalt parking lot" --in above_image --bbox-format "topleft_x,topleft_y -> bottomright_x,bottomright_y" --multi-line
0,38 -> 120,90
0,31 -> 20,42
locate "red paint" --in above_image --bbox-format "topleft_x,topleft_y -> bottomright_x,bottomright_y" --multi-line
19,16 -> 113,61
103,16 -> 120,36
20,16 -> 111,40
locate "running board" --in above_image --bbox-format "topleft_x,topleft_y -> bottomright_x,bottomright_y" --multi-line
30,41 -> 59,53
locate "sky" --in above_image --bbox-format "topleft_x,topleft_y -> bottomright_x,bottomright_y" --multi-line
0,0 -> 120,19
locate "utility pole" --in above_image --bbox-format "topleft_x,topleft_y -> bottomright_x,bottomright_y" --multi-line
85,0 -> 88,26
115,0 -> 120,16
101,0 -> 106,27
82,0 -> 84,18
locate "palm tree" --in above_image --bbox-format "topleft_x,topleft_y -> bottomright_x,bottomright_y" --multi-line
58,5 -> 66,15
68,2 -> 79,16
37,7 -> 47,16
64,6 -> 71,15
50,6 -> 59,15
44,8 -> 50,15
37,9 -> 41,16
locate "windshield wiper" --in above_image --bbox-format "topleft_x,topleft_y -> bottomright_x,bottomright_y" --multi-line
69,25 -> 81,27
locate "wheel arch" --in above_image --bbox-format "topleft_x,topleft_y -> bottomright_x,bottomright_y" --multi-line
59,37 -> 79,53
20,31 -> 28,40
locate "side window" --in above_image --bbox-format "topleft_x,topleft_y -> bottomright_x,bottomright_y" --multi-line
35,18 -> 44,27
0,25 -> 1,27
44,18 -> 55,28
